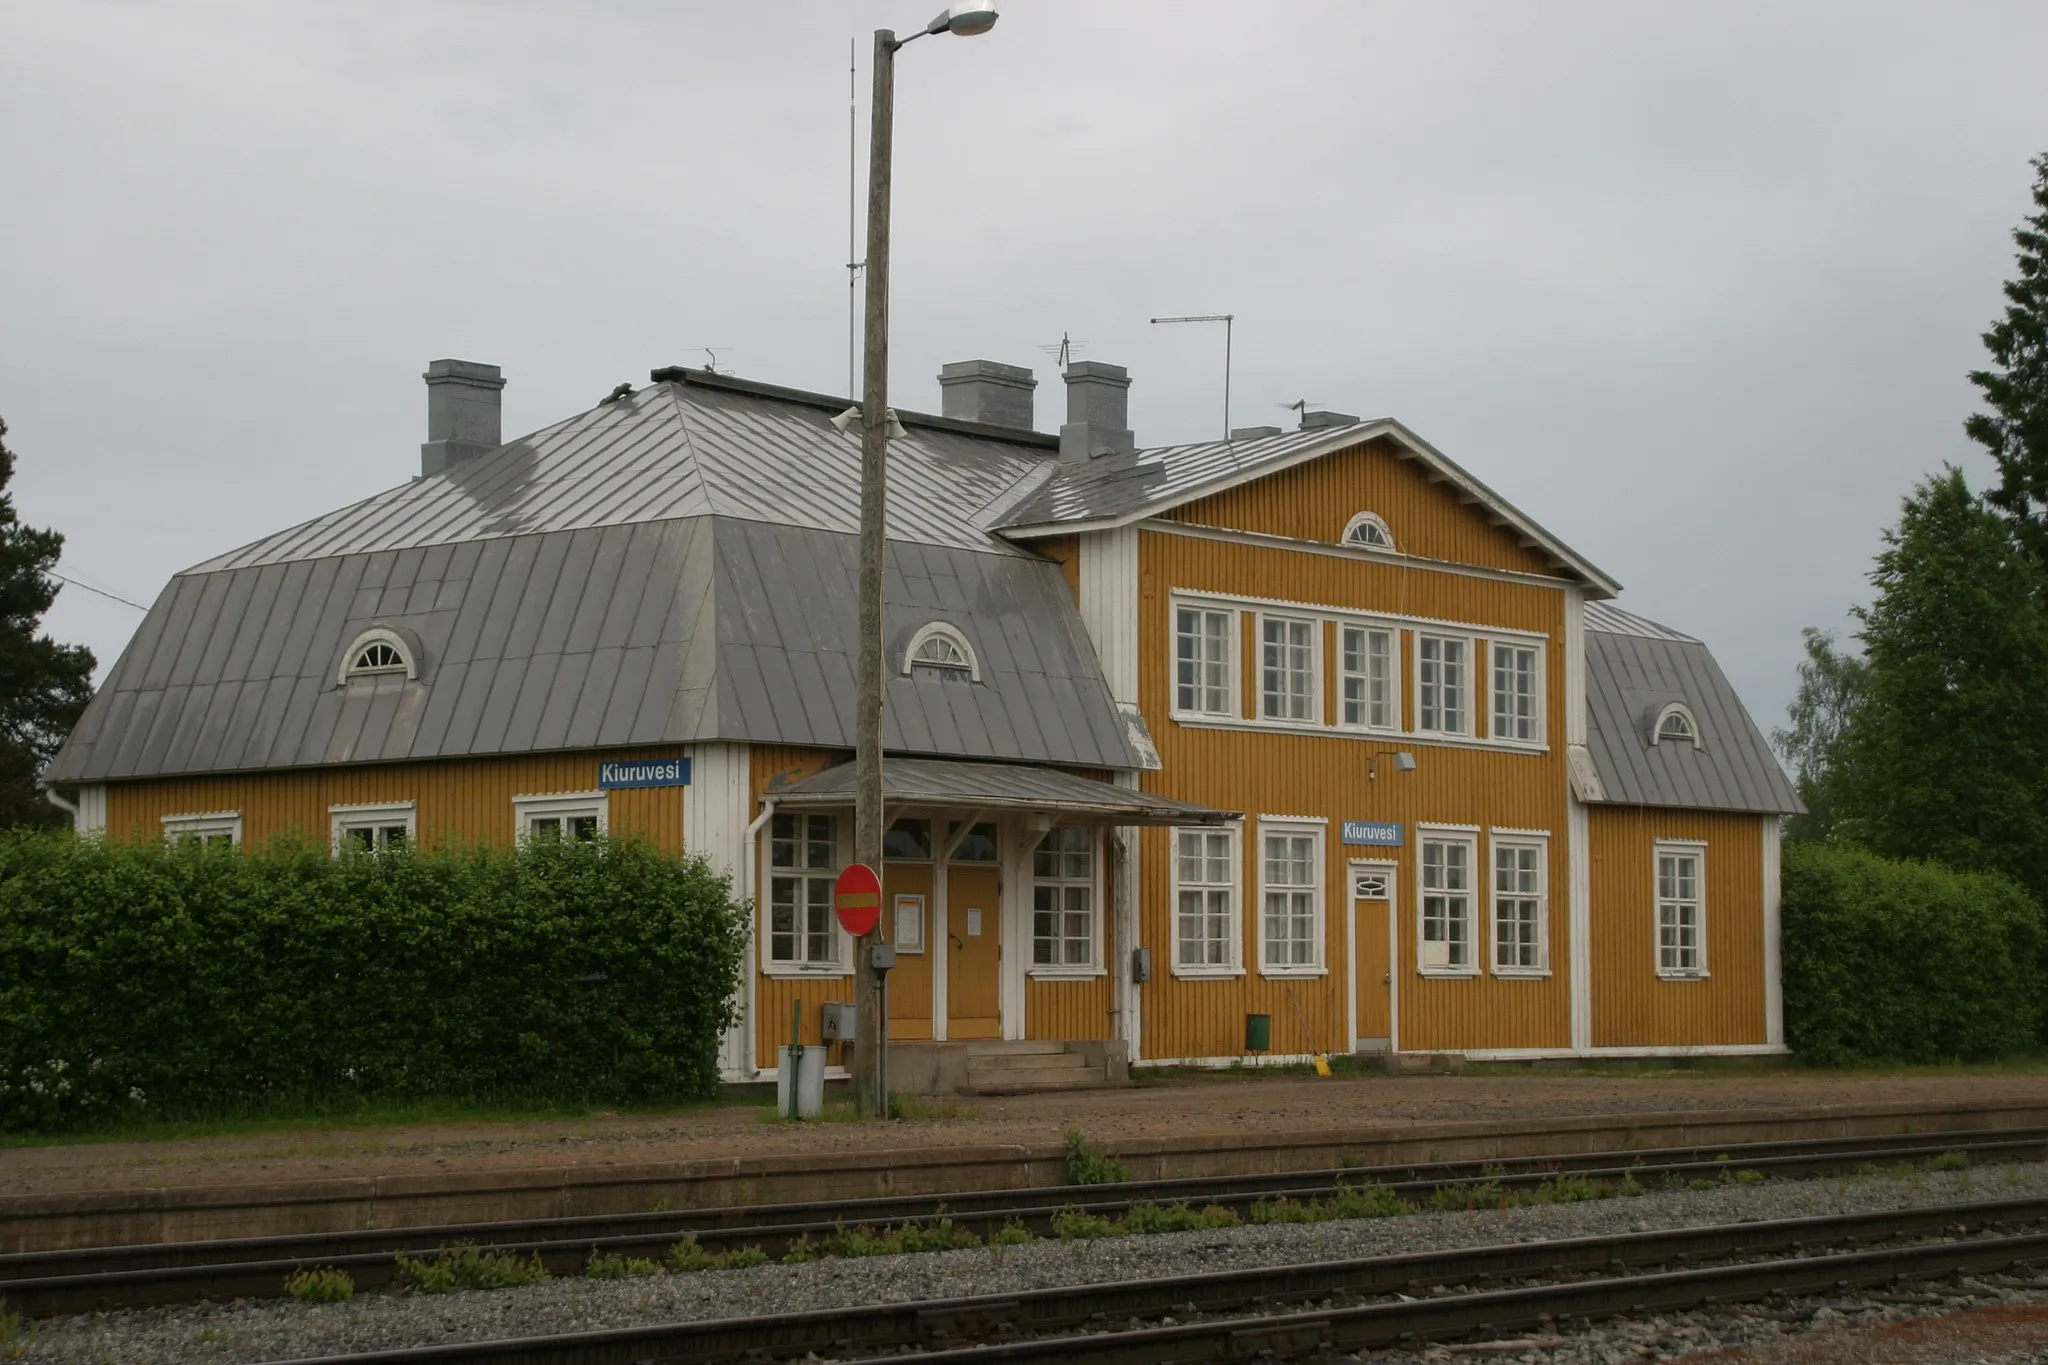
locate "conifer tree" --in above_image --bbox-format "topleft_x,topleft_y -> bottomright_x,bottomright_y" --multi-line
1975,155 -> 2048,561
0,417 -> 96,828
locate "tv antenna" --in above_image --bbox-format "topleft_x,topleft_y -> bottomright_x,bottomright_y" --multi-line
681,347 -> 735,375
1037,332 -> 1087,370
1151,312 -> 1235,440
1279,398 -> 1318,424
845,37 -> 866,399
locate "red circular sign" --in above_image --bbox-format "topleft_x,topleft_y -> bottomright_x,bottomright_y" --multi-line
834,863 -> 883,937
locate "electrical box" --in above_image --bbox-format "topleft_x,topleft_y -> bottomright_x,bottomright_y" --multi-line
1131,946 -> 1153,985
821,1001 -> 857,1041
869,943 -> 897,972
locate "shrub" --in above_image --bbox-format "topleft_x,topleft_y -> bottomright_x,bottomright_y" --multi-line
1781,844 -> 2044,1065
395,1244 -> 550,1294
1118,1201 -> 1241,1234
1063,1130 -> 1130,1185
283,1267 -> 355,1302
990,1219 -> 1034,1246
1051,1207 -> 1118,1239
667,1236 -> 768,1272
0,831 -> 748,1131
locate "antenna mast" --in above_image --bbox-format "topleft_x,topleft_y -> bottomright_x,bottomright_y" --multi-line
846,38 -> 864,400
1150,313 -> 1236,440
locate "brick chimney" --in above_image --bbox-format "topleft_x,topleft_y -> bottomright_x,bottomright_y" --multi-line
420,359 -> 505,476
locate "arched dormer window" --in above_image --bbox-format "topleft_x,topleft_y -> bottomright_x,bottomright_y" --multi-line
902,622 -> 980,681
338,628 -> 417,685
1651,701 -> 1700,748
1341,511 -> 1395,551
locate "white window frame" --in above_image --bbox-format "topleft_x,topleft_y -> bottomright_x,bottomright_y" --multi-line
764,812 -> 849,976
1172,602 -> 1238,718
1416,633 -> 1472,738
1257,612 -> 1321,725
1171,824 -> 1244,978
1256,817 -> 1327,977
1651,701 -> 1702,748
337,627 -> 417,685
1337,620 -> 1400,732
1488,830 -> 1550,977
902,621 -> 981,681
1488,639 -> 1545,746
1030,825 -> 1104,977
1654,839 -> 1709,979
329,801 -> 417,855
1416,825 -> 1480,977
161,811 -> 242,846
1341,510 -> 1396,551
513,791 -> 608,842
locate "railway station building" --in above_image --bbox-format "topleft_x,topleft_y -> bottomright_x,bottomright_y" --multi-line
44,356 -> 1802,1086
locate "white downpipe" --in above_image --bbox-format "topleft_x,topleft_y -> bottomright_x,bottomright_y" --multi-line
739,797 -> 778,1079
42,787 -> 77,824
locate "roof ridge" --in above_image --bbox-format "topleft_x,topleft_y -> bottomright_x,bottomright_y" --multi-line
652,366 -> 1059,450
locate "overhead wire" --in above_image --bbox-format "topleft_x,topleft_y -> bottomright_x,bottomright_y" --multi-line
50,572 -> 148,611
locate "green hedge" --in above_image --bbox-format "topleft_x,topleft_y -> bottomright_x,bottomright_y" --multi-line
1782,842 -> 2043,1065
0,832 -> 748,1132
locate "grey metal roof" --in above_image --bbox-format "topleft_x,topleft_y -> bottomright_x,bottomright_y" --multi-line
768,757 -> 1238,825
1582,609 -> 1802,816
190,371 -> 1056,573
994,418 -> 1621,595
47,516 -> 1142,783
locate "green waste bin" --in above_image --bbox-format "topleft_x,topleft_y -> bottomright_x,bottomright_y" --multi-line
1245,1013 -> 1272,1054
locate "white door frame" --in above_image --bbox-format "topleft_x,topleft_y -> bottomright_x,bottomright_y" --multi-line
1347,859 -> 1399,1053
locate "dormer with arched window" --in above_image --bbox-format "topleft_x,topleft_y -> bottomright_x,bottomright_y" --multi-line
902,622 -> 981,681
1341,511 -> 1395,551
1650,701 -> 1701,748
337,628 -> 418,685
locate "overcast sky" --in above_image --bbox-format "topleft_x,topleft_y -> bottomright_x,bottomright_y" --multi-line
3,1 -> 2044,743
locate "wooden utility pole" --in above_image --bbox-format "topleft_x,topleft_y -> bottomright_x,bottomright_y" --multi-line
853,26 -> 897,1121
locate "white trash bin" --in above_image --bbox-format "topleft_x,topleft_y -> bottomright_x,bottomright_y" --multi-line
776,1044 -> 826,1119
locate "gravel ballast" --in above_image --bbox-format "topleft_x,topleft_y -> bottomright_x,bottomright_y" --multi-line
14,1161 -> 2048,1364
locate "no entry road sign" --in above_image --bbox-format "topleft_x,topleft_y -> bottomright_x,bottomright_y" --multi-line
834,863 -> 883,937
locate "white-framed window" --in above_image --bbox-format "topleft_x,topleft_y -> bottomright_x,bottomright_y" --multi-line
903,622 -> 980,681
1258,820 -> 1325,974
1032,826 -> 1099,971
1339,623 -> 1397,730
1174,604 -> 1236,717
330,801 -> 416,855
1259,613 -> 1318,723
1418,829 -> 1478,974
514,791 -> 607,842
1652,701 -> 1701,748
337,628 -> 417,684
883,817 -> 932,861
1655,841 -> 1708,978
1490,833 -> 1549,975
1341,511 -> 1395,550
161,811 -> 242,847
1490,641 -> 1542,744
768,813 -> 843,971
947,820 -> 1000,862
1416,634 -> 1469,736
1172,825 -> 1241,975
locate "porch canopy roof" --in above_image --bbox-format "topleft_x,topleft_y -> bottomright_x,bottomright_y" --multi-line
767,758 -> 1238,827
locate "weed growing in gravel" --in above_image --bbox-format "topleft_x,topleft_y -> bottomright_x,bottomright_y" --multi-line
584,1252 -> 661,1279
394,1243 -> 550,1293
283,1267 -> 355,1302
1119,1201 -> 1242,1234
666,1236 -> 769,1272
1617,1173 -> 1647,1197
1926,1151 -> 1971,1172
783,1216 -> 979,1261
1064,1130 -> 1130,1185
0,1300 -> 30,1362
1430,1178 -> 1507,1211
1252,1181 -> 1410,1224
990,1218 -> 1034,1246
1528,1174 -> 1609,1204
1051,1207 -> 1119,1239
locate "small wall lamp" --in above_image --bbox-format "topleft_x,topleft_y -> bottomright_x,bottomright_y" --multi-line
1368,750 -> 1417,780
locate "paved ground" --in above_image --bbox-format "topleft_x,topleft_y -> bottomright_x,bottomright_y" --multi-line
2,1067 -> 2043,1198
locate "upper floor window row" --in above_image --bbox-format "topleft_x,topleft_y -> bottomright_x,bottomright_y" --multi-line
1172,597 -> 1545,748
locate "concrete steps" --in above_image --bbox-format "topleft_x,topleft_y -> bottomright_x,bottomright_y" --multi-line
962,1041 -> 1123,1095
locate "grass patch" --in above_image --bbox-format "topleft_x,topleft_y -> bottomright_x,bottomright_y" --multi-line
1118,1201 -> 1241,1234
584,1252 -> 661,1279
782,1216 -> 980,1261
1252,1181 -> 1410,1223
666,1236 -> 769,1272
990,1218 -> 1034,1246
1926,1151 -> 1971,1172
0,1300 -> 30,1362
1051,1207 -> 1119,1239
394,1243 -> 550,1294
1064,1130 -> 1130,1185
283,1267 -> 355,1302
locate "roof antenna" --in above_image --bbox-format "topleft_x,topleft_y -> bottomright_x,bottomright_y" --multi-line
1037,332 -> 1087,371
1280,398 -> 1318,425
1151,313 -> 1235,440
681,347 -> 734,375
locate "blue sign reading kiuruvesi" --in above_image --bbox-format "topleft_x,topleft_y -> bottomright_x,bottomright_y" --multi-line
1341,820 -> 1403,847
599,757 -> 691,790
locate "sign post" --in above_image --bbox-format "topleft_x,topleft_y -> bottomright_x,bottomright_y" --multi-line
835,863 -> 889,1113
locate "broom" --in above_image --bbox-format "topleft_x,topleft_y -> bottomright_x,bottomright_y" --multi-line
1285,981 -> 1333,1076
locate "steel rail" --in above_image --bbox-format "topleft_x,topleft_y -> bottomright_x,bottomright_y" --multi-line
5,1128 -> 2044,1317
258,1196 -> 2048,1365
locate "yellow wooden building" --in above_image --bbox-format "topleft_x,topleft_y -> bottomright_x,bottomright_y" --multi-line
46,356 -> 1801,1088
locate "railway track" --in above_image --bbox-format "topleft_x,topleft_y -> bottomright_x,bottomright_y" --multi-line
261,1194 -> 2048,1365
3,1126 -> 2044,1318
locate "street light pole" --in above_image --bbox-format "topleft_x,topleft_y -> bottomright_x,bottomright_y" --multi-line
853,25 -> 897,1122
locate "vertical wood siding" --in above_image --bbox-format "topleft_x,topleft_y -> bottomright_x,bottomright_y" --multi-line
749,745 -> 852,1069
1587,806 -> 1766,1047
102,749 -> 686,853
1025,845 -> 1116,1041
1138,530 -> 1573,1059
1036,536 -> 1081,603
1157,436 -> 1561,578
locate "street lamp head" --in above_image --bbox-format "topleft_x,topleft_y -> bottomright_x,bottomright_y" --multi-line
925,2 -> 998,36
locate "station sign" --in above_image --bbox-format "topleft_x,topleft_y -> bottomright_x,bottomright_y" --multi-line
1340,820 -> 1403,848
598,757 -> 692,789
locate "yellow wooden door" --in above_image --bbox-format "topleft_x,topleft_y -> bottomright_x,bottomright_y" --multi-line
947,865 -> 1002,1039
884,864 -> 933,1040
1353,866 -> 1394,1047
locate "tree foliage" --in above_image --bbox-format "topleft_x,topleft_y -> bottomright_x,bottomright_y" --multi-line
1976,155 -> 2048,563
1772,627 -> 1866,844
0,417 -> 96,829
